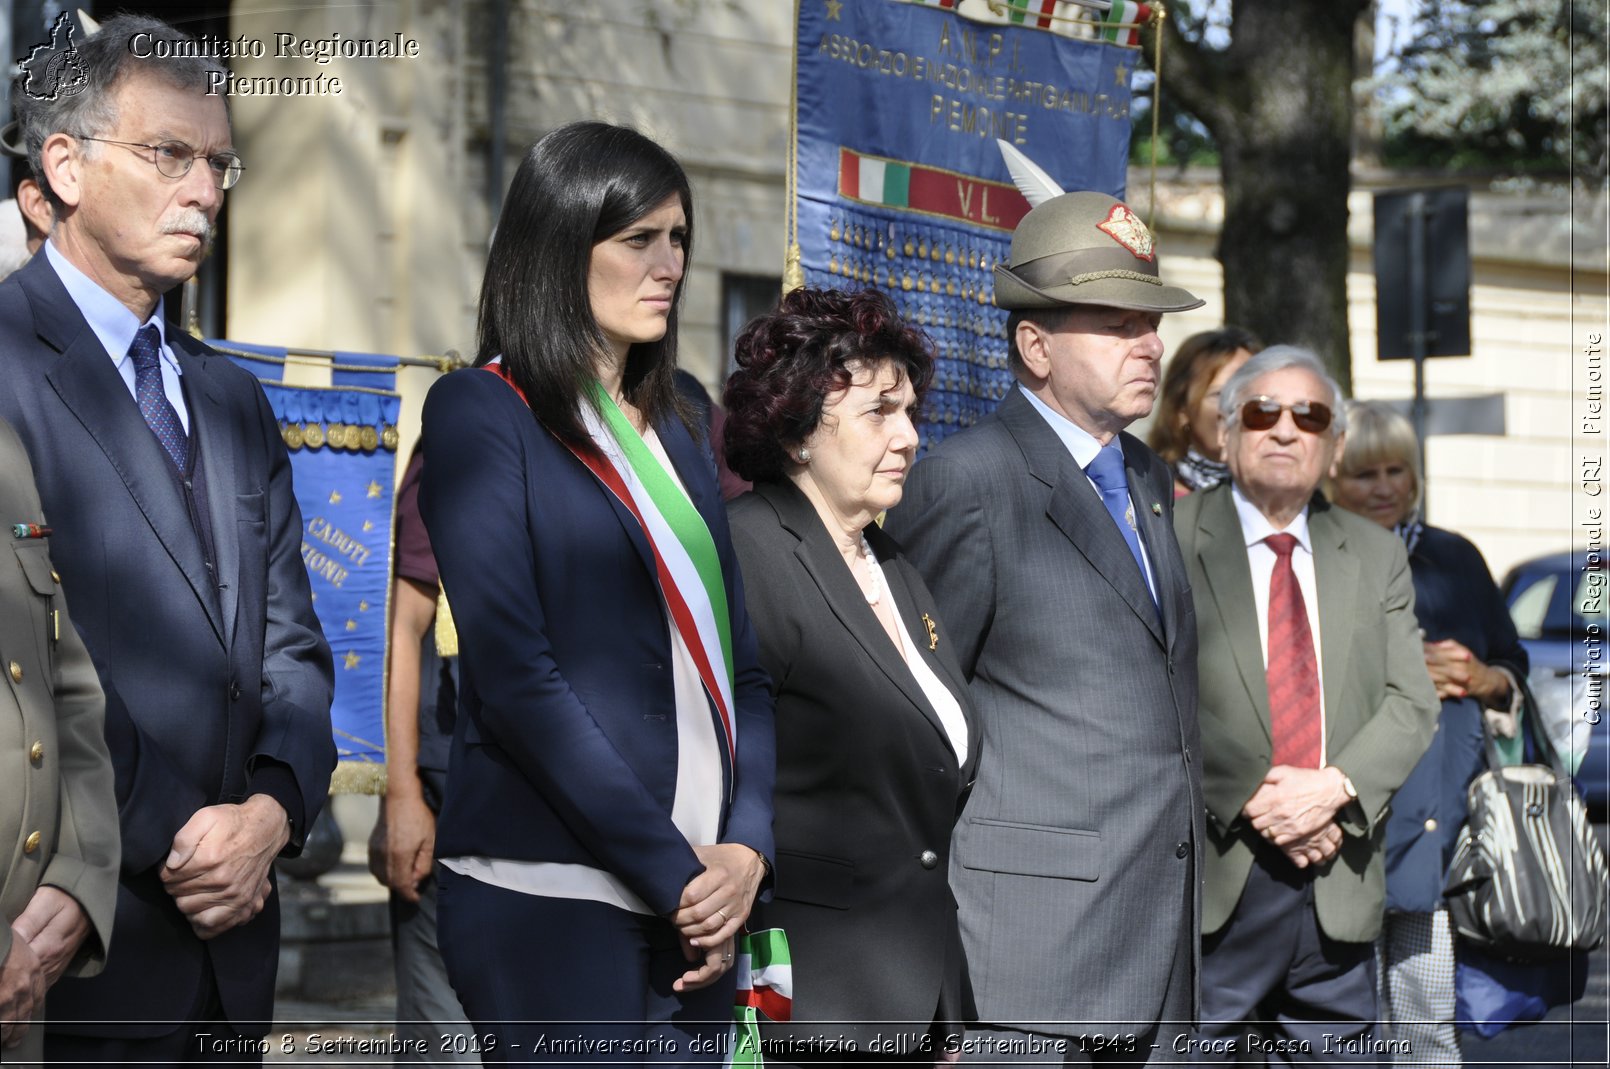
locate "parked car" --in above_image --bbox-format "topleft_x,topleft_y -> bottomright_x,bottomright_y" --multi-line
1501,550 -> 1608,814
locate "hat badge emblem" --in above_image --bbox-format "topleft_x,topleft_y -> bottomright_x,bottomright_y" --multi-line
1096,204 -> 1156,263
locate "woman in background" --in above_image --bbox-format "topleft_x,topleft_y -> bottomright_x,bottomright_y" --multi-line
1330,399 -> 1527,1066
724,287 -> 976,1066
420,121 -> 774,1062
1148,327 -> 1261,494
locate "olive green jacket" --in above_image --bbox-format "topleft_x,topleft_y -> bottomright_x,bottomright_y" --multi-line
0,416 -> 119,1061
1175,484 -> 1438,942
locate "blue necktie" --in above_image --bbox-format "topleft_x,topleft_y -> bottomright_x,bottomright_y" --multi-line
1085,441 -> 1152,599
130,325 -> 189,471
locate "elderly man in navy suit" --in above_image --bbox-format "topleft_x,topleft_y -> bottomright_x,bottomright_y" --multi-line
0,14 -> 334,1064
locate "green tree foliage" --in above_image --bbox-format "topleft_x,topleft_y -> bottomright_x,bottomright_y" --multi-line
1373,0 -> 1607,180
1143,1 -> 1373,384
1129,76 -> 1220,168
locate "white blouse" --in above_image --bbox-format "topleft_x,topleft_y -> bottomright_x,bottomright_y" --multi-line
868,551 -> 969,766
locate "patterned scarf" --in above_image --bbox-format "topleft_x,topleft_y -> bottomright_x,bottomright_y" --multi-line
1393,508 -> 1425,556
1175,447 -> 1230,493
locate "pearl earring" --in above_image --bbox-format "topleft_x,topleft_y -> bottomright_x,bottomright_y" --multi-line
798,448 -> 812,464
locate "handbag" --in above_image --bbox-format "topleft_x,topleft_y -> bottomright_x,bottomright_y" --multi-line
1442,674 -> 1609,961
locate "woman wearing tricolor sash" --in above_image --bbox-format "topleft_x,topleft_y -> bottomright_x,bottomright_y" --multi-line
419,121 -> 776,1062
723,288 -> 978,1066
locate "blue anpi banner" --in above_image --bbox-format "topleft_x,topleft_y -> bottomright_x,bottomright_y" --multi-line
214,342 -> 403,792
794,0 -> 1137,447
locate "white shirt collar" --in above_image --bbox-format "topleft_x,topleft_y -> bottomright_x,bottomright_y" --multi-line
45,239 -> 174,374
1231,482 -> 1313,553
1018,384 -> 1104,469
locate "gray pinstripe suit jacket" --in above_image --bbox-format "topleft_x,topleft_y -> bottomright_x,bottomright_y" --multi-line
886,387 -> 1203,1038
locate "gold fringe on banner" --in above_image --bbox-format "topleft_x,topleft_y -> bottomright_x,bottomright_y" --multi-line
207,343 -> 467,376
1148,3 -> 1165,233
784,0 -> 805,295
331,761 -> 387,795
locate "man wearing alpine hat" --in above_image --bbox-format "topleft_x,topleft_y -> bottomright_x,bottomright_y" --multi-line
886,192 -> 1205,1063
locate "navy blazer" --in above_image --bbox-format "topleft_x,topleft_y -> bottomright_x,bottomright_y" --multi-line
0,252 -> 335,1033
419,369 -> 775,917
1383,524 -> 1528,913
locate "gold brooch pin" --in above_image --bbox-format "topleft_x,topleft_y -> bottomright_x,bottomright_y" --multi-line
921,613 -> 939,651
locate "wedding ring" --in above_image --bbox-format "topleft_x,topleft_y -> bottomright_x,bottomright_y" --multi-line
716,907 -> 729,922
721,952 -> 733,964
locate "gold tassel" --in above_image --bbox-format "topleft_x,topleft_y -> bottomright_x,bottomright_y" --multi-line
434,586 -> 459,658
783,243 -> 806,295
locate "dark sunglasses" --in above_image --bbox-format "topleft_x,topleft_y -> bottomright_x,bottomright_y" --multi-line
1239,397 -> 1334,434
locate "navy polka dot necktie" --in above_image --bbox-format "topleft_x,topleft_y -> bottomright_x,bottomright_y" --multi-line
129,324 -> 189,471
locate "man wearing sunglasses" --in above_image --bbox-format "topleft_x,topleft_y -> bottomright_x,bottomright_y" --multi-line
1172,347 -> 1438,1061
0,14 -> 334,1064
888,190 -> 1205,1063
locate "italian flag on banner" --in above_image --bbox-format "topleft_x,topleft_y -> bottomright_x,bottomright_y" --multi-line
1006,0 -> 1059,28
838,151 -> 910,209
1102,1 -> 1151,47
726,929 -> 793,1069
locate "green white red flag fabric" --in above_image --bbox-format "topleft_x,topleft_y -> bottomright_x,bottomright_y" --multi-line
839,151 -> 912,209
727,928 -> 793,1068
1101,1 -> 1150,47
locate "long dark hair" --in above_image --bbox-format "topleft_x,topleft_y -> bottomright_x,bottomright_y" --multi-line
476,121 -> 693,441
1148,326 -> 1263,464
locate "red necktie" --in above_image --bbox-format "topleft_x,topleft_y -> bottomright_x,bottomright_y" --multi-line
1265,533 -> 1321,768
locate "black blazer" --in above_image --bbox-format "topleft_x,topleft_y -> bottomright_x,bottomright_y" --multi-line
0,253 -> 336,1034
728,480 -> 977,1049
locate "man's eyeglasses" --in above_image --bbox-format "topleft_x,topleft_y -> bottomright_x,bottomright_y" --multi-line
1239,397 -> 1334,434
76,137 -> 245,190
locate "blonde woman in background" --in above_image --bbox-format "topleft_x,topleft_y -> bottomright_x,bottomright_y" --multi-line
1330,400 -> 1527,1065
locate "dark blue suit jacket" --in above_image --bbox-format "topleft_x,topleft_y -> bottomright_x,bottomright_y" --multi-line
0,253 -> 335,1034
419,369 -> 774,917
1384,524 -> 1528,913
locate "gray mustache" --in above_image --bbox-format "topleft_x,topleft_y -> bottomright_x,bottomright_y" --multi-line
160,210 -> 213,243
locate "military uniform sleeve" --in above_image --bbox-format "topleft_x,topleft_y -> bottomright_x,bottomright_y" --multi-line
39,581 -> 119,975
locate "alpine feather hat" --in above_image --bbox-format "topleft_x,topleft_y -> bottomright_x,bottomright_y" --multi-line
993,191 -> 1204,314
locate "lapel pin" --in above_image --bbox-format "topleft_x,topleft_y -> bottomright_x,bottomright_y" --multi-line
922,612 -> 939,651
1150,503 -> 1163,516
12,523 -> 51,539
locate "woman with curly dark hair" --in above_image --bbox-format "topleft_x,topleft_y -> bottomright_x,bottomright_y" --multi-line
1147,326 -> 1261,495
724,287 -> 976,1065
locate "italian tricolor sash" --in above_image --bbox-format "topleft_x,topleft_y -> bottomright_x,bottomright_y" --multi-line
727,929 -> 794,1068
483,364 -> 737,769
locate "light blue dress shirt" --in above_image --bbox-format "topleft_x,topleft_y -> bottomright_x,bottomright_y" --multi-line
45,240 -> 189,433
1018,383 -> 1159,601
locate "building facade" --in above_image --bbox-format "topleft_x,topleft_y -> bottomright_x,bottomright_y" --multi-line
216,0 -> 1604,578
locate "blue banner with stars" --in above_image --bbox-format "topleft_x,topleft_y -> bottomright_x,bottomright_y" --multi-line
218,344 -> 404,789
795,0 -> 1136,448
